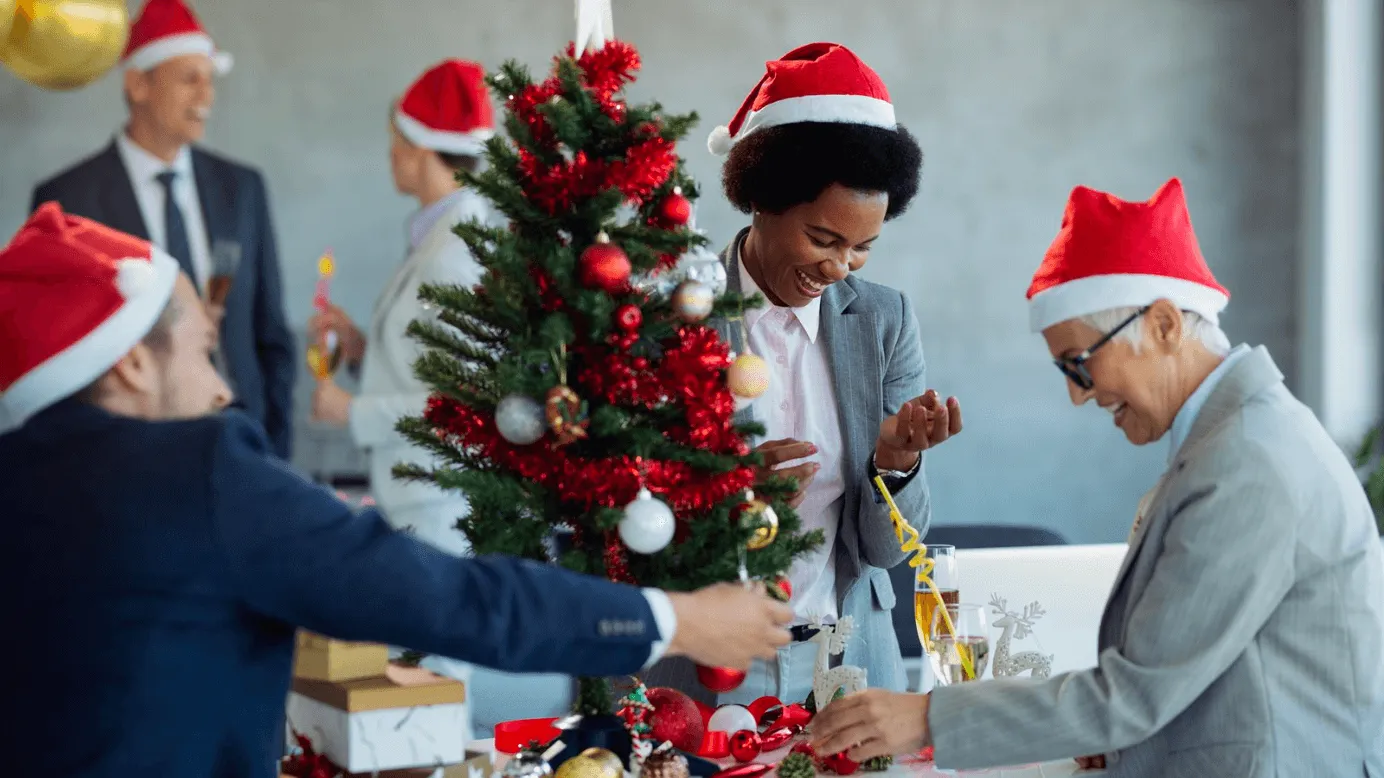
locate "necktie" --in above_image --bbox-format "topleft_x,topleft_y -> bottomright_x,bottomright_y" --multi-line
155,170 -> 196,283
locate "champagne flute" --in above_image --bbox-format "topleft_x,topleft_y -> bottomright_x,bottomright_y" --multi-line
914,544 -> 958,654
930,603 -> 990,685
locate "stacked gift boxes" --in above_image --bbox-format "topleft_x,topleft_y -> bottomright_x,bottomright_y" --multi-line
285,632 -> 482,776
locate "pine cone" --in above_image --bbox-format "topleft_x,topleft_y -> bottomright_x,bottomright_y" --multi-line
777,752 -> 816,778
861,756 -> 893,772
802,691 -> 816,714
641,750 -> 689,778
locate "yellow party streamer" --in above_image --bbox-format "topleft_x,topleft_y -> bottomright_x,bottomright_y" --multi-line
873,475 -> 975,681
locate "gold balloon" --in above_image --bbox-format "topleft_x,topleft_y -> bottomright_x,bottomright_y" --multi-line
0,0 -> 129,91
554,749 -> 622,778
743,498 -> 779,550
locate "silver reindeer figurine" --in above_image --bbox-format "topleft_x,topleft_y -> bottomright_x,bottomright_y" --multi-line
988,595 -> 1054,679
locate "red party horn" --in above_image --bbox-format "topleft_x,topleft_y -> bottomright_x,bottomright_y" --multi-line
759,726 -> 794,751
710,764 -> 773,778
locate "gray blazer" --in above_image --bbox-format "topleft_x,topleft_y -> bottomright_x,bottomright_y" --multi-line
928,346 -> 1384,777
641,231 -> 928,703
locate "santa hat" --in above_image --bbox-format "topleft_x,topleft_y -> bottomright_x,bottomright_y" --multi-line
0,203 -> 180,435
122,0 -> 232,75
1026,178 -> 1230,333
393,60 -> 495,157
707,42 -> 894,156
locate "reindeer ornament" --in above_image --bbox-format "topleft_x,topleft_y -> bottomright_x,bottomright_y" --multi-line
808,615 -> 868,705
988,595 -> 1054,679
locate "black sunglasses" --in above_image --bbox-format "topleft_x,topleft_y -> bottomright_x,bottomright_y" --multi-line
1053,306 -> 1150,390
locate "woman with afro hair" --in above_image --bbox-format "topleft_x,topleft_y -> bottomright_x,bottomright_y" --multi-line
648,43 -> 964,706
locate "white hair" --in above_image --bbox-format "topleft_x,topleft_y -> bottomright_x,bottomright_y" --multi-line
1078,306 -> 1231,356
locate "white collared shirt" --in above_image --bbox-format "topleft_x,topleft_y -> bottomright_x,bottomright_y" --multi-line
115,132 -> 212,289
738,258 -> 846,624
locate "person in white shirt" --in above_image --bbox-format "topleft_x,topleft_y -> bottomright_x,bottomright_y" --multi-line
644,42 -> 963,706
30,0 -> 297,459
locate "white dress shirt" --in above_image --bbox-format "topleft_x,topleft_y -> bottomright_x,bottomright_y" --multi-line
739,259 -> 847,625
115,132 -> 212,290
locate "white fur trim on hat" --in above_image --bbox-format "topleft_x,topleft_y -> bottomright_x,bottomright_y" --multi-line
125,32 -> 232,74
393,112 -> 494,156
1027,273 -> 1229,333
0,249 -> 180,435
708,94 -> 895,156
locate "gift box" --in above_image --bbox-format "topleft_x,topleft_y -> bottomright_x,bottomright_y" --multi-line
292,631 -> 390,682
285,665 -> 469,773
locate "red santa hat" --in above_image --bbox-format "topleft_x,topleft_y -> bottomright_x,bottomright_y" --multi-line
393,60 -> 495,157
0,203 -> 180,434
122,0 -> 232,75
1026,177 -> 1230,333
707,42 -> 895,156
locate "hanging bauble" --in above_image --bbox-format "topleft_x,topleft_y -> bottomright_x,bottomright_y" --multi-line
580,232 -> 632,293
774,577 -> 792,600
728,353 -> 770,399
618,488 -> 675,554
656,187 -> 692,227
671,280 -> 714,323
615,303 -> 643,332
544,386 -> 588,445
0,0 -> 128,91
554,748 -> 623,778
502,743 -> 556,778
683,255 -> 728,296
739,494 -> 779,551
728,730 -> 762,763
694,663 -> 746,693
495,394 -> 546,445
707,705 -> 757,736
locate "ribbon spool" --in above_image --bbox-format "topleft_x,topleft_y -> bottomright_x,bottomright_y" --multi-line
873,475 -> 975,681
0,0 -> 130,91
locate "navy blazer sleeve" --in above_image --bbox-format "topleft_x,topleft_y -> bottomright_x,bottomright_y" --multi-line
246,173 -> 297,459
207,413 -> 658,675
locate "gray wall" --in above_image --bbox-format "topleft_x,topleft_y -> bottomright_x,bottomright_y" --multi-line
0,0 -> 1300,544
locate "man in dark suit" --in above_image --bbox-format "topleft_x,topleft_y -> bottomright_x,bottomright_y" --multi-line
0,204 -> 795,777
30,0 -> 296,457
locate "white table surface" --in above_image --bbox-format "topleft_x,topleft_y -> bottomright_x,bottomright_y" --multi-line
477,738 -> 1093,778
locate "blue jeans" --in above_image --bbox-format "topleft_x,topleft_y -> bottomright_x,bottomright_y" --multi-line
716,641 -> 820,706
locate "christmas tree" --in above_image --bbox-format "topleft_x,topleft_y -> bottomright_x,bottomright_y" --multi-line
394,40 -> 821,711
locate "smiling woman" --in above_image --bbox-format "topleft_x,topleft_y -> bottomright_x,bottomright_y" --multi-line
642,42 -> 964,707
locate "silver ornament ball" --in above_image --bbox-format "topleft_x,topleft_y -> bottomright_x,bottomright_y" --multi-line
671,280 -> 715,323
619,487 -> 676,554
502,747 -> 554,778
495,394 -> 546,445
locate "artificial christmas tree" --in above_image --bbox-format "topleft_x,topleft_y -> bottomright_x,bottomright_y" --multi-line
392,29 -> 820,757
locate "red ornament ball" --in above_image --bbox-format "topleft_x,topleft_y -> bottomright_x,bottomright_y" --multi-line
616,303 -> 643,332
775,578 -> 792,600
820,752 -> 859,775
657,188 -> 692,227
580,233 -> 632,293
632,356 -> 650,370
789,742 -> 816,759
696,663 -> 747,693
728,730 -> 762,763
647,686 -> 706,753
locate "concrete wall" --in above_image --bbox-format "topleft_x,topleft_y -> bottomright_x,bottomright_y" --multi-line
0,0 -> 1300,544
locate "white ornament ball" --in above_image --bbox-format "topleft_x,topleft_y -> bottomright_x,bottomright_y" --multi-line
671,280 -> 715,323
495,394 -> 546,445
618,487 -> 676,554
707,704 -> 757,736
727,353 -> 770,399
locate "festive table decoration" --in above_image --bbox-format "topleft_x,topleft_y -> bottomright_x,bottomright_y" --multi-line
555,748 -> 623,778
647,687 -> 705,753
727,730 -> 761,763
775,752 -> 814,778
706,705 -> 756,737
807,617 -> 866,707
618,680 -> 657,759
640,745 -> 691,778
988,596 -> 1054,679
709,764 -> 773,778
860,756 -> 893,773
502,742 -> 558,778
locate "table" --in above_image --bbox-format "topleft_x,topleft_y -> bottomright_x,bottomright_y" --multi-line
478,739 -> 1090,777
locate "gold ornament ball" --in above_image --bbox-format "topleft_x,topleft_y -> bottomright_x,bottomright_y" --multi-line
671,279 -> 714,323
554,749 -> 623,778
727,353 -> 770,399
743,498 -> 779,550
0,0 -> 129,91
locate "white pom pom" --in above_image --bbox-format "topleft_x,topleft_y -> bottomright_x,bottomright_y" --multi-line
115,259 -> 155,298
212,51 -> 234,74
707,125 -> 734,156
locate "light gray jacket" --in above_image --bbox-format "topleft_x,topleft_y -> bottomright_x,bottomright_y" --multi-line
641,231 -> 928,702
928,346 -> 1384,777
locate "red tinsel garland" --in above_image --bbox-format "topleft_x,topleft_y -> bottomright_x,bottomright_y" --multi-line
516,137 -> 677,216
281,731 -> 342,778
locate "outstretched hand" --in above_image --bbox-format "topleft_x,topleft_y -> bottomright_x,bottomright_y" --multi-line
875,390 -> 963,471
810,688 -> 931,762
665,583 -> 794,669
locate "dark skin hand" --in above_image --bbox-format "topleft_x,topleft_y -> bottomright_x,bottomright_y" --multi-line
754,439 -> 819,508
1076,755 -> 1106,770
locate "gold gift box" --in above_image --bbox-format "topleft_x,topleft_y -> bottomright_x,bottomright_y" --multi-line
291,631 -> 389,682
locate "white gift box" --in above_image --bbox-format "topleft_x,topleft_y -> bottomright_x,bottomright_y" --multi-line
285,666 -> 469,773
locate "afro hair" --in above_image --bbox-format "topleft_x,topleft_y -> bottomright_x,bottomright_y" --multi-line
721,122 -> 923,220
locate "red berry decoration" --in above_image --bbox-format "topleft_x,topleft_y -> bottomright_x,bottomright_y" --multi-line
695,663 -> 747,693
656,187 -> 692,227
580,232 -> 631,293
821,752 -> 859,775
789,742 -> 816,759
616,303 -> 642,332
647,686 -> 706,753
728,729 -> 762,763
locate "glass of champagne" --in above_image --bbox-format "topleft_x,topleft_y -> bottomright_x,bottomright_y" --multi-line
930,603 -> 991,685
914,544 -> 958,654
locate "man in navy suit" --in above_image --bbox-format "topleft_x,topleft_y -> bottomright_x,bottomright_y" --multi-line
0,205 -> 795,777
30,0 -> 296,457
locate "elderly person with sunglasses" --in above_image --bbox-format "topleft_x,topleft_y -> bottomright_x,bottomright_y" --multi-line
809,178 -> 1384,776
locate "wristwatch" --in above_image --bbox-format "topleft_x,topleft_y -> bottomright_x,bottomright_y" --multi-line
871,451 -> 920,481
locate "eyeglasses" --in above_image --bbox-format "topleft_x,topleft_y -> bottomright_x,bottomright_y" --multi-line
1053,306 -> 1149,390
